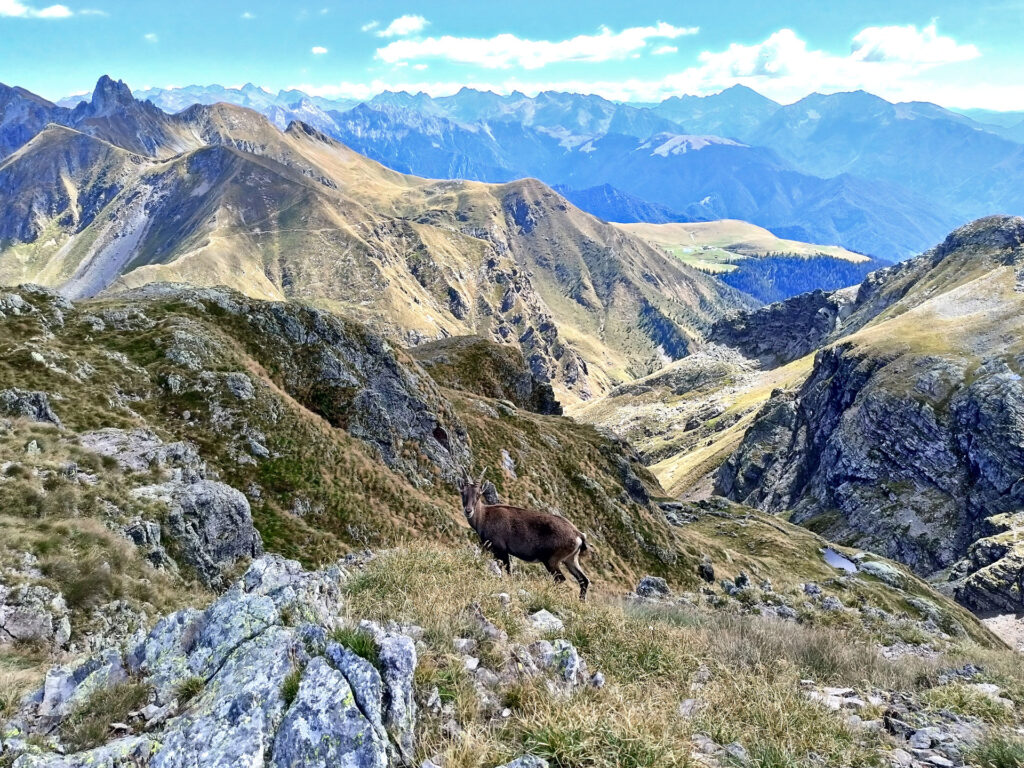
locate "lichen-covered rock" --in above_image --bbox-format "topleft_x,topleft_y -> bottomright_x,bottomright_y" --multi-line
326,643 -> 388,745
270,657 -> 388,768
0,389 -> 61,427
149,625 -> 296,768
376,628 -> 418,764
13,735 -> 155,767
0,583 -> 70,650
7,556 -> 414,768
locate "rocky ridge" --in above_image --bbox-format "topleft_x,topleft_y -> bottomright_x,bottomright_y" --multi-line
715,216 -> 1024,617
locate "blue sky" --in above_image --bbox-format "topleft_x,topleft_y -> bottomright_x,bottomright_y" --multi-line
3,0 -> 1024,108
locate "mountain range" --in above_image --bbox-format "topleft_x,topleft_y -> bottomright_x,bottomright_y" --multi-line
0,76 -> 755,402
77,80 -> 1024,262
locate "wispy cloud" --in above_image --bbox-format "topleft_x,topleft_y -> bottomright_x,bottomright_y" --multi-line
241,10 -> 254,19
360,20 -> 378,32
0,0 -> 74,18
377,14 -> 427,38
376,22 -> 699,69
143,32 -> 157,42
850,22 -> 979,64
311,45 -> 328,55
652,45 -> 678,55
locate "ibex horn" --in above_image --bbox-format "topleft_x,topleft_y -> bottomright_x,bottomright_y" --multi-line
477,467 -> 487,485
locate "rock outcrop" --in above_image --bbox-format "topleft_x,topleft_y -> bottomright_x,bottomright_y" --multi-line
2,556 -> 416,768
0,389 -> 62,427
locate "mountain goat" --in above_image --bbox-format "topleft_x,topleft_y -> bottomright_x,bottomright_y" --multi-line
459,470 -> 591,600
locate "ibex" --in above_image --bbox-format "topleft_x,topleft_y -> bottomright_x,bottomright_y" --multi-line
459,470 -> 591,601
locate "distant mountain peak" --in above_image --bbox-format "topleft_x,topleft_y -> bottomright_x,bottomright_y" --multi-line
89,75 -> 135,114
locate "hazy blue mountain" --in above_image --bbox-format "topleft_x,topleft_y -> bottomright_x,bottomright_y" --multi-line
650,85 -> 780,140
549,132 -> 955,260
431,88 -> 678,140
751,90 -> 1024,221
552,183 -> 686,223
134,83 -> 357,116
325,103 -> 528,181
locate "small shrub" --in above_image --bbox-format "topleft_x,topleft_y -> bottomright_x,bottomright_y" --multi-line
281,667 -> 302,707
331,626 -> 380,668
968,732 -> 1024,768
173,676 -> 205,706
60,681 -> 150,751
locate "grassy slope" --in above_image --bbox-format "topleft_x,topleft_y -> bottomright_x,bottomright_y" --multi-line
345,545 -> 1023,768
618,219 -> 868,274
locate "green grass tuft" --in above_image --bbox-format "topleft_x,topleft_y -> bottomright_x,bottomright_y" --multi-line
60,680 -> 150,752
331,626 -> 381,669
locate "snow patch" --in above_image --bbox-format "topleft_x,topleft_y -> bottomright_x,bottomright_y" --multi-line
644,134 -> 744,157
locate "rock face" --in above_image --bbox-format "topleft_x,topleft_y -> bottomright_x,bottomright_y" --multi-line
709,288 -> 858,367
83,426 -> 262,588
0,583 -> 71,650
4,556 -> 415,768
0,389 -> 62,427
717,217 -> 1024,609
408,336 -> 563,415
117,283 -> 472,485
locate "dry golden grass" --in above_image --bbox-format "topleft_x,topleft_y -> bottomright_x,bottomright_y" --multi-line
340,544 -> 1002,768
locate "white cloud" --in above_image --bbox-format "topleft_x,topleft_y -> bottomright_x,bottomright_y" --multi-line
850,22 -> 979,64
652,45 -> 677,55
360,20 -> 378,32
0,0 -> 73,18
413,63 -> 428,71
143,32 -> 157,42
311,45 -> 328,55
377,14 -> 428,38
241,10 -> 254,19
376,22 -> 699,69
79,7 -> 106,14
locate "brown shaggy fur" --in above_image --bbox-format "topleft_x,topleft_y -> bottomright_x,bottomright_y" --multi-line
460,473 -> 591,600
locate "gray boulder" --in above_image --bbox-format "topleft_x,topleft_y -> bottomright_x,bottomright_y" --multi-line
163,480 -> 263,588
0,389 -> 61,427
636,576 -> 670,599
0,583 -> 70,650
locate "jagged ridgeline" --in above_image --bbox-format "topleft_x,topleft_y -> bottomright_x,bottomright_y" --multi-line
0,77 -> 753,403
